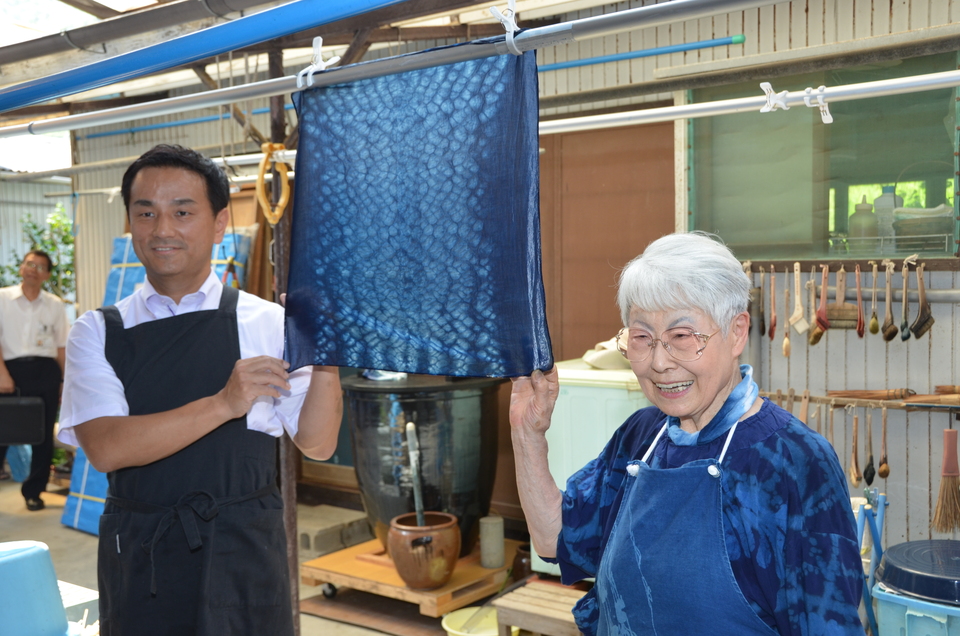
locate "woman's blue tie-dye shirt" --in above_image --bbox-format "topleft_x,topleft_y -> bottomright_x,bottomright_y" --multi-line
549,398 -> 865,635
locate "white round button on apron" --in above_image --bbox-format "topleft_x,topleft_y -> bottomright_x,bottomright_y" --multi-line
707,465 -> 720,478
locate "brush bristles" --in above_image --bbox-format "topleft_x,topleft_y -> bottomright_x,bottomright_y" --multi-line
911,315 -> 935,339
933,476 -> 960,533
808,325 -> 824,345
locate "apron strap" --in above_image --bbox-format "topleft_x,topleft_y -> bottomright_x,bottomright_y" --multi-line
640,420 -> 741,467
108,484 -> 275,596
640,423 -> 669,464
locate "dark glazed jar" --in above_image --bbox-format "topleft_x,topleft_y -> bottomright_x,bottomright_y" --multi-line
345,375 -> 505,557
388,511 -> 461,590
512,543 -> 532,582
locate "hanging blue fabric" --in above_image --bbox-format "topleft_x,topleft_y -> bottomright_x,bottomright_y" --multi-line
285,45 -> 552,377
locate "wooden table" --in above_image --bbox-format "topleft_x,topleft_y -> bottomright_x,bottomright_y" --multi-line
491,580 -> 586,636
301,538 -> 520,617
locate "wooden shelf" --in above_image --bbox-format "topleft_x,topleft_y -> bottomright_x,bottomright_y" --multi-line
301,538 -> 521,617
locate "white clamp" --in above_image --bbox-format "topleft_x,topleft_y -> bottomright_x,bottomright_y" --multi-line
296,36 -> 341,88
759,82 -> 790,113
490,0 -> 522,56
803,85 -> 833,124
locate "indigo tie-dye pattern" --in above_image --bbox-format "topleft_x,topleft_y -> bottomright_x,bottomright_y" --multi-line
546,390 -> 864,634
284,45 -> 552,377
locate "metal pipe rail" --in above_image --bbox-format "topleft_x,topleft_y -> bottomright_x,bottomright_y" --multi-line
0,0 -> 780,137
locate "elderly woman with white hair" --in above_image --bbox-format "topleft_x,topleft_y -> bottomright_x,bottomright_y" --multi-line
510,232 -> 864,635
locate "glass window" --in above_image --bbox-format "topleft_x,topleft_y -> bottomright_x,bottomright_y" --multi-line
690,52 -> 958,260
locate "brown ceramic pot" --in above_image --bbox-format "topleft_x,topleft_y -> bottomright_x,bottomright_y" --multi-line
388,512 -> 461,590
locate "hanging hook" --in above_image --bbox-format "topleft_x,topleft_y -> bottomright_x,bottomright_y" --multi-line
490,0 -> 522,56
296,36 -> 341,88
760,82 -> 790,113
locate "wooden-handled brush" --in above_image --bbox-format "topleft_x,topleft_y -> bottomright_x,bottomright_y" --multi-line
881,260 -> 898,341
850,413 -> 863,487
868,260 -> 879,334
863,410 -> 875,486
758,266 -> 766,338
827,265 -> 858,329
855,264 -> 865,338
768,265 -> 777,341
782,288 -> 791,357
932,428 -> 960,533
877,407 -> 889,479
790,262 -> 809,333
809,265 -> 830,345
936,386 -> 960,395
910,262 -> 934,339
900,260 -> 911,341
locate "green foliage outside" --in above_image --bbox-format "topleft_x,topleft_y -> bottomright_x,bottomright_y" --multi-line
0,205 -> 75,300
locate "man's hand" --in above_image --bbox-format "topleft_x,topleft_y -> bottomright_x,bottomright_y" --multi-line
216,356 -> 291,420
0,371 -> 14,394
509,366 -> 560,437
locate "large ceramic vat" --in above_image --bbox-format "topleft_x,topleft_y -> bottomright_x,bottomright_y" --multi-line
344,375 -> 504,557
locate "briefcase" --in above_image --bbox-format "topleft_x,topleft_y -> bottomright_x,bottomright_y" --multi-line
0,393 -> 45,445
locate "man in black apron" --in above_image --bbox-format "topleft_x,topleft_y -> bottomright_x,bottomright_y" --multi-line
58,145 -> 343,635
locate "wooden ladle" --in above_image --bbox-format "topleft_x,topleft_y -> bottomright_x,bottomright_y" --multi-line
878,407 -> 890,479
881,260 -> 898,341
850,413 -> 863,487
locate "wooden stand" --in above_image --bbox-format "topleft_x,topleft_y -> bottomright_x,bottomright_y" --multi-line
492,580 -> 586,636
301,538 -> 521,617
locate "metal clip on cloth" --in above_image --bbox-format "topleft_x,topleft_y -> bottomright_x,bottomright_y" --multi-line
256,142 -> 291,226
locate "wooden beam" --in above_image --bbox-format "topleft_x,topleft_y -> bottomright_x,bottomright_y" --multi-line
338,27 -> 375,66
55,0 -> 121,19
192,66 -> 269,146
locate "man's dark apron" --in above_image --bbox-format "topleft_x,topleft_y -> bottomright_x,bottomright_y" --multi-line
96,286 -> 292,635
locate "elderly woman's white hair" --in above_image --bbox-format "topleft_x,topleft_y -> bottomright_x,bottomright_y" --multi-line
617,232 -> 750,334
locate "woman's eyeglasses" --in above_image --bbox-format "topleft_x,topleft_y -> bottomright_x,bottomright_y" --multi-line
616,327 -> 720,362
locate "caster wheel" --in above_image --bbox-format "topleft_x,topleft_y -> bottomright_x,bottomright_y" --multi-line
321,583 -> 337,599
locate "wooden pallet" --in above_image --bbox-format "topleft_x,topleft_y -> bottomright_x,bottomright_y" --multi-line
301,538 -> 520,618
492,580 -> 586,636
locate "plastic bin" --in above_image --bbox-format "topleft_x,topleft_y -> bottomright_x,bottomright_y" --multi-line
874,583 -> 960,635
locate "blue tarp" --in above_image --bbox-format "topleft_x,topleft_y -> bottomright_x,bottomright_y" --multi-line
285,46 -> 552,377
60,447 -> 107,536
102,231 -> 255,305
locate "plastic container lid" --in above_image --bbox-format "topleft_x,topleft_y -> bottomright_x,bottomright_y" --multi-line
876,540 -> 960,605
882,185 -> 896,194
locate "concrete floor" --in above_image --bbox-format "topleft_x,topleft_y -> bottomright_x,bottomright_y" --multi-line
0,476 -> 390,636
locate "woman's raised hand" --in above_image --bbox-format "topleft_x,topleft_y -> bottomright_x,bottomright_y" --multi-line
509,366 -> 560,436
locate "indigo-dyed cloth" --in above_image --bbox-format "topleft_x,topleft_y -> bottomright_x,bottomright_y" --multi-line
550,399 -> 865,636
286,47 -> 552,377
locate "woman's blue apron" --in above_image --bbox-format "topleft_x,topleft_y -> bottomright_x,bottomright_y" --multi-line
595,420 -> 777,635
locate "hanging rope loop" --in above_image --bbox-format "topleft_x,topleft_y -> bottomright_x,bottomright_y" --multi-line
256,142 -> 291,226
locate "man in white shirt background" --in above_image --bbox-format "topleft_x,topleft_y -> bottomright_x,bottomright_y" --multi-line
58,144 -> 343,635
0,250 -> 69,510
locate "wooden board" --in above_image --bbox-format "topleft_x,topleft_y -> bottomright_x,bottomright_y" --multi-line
492,581 -> 586,636
301,538 -> 520,618
300,589 -> 446,636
